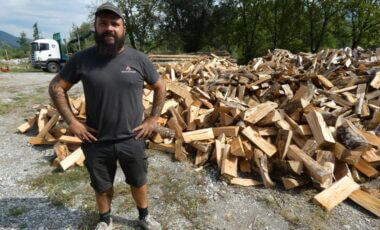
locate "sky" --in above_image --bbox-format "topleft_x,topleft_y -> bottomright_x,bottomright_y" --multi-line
0,0 -> 107,40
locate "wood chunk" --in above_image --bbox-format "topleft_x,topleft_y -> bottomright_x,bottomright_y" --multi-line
29,114 -> 59,145
195,150 -> 209,166
313,176 -> 360,211
76,152 -> 85,167
256,127 -> 277,136
284,85 -> 315,113
332,142 -> 362,165
154,125 -> 175,139
239,159 -> 251,173
302,139 -> 319,157
221,144 -> 237,178
44,132 -> 57,144
148,142 -> 175,153
28,137 -> 47,145
212,126 -> 240,137
362,178 -> 380,199
230,178 -> 261,187
167,81 -> 194,107
316,150 -> 335,189
305,111 -> 335,146
151,132 -> 163,143
18,116 -> 37,133
187,105 -> 199,131
161,99 -> 179,114
336,120 -> 369,149
169,107 -> 187,130
37,109 -> 49,132
366,89 -> 380,100
60,147 -> 85,171
254,149 -> 275,188
257,110 -> 282,126
220,112 -> 235,126
175,139 -> 187,162
334,162 -> 352,180
243,102 -> 278,124
370,72 -> 380,89
349,190 -> 380,217
242,126 -> 277,157
317,74 -> 334,89
238,85 -> 246,101
288,160 -> 303,175
58,135 -> 82,145
230,136 -> 245,157
354,158 -> 379,178
368,109 -> 380,129
167,117 -> 183,139
242,141 -> 254,159
276,129 -> 293,159
355,84 -> 366,115
215,134 -> 225,168
282,177 -> 306,190
182,128 -> 214,143
190,141 -> 213,153
287,145 -> 330,184
362,148 -> 380,163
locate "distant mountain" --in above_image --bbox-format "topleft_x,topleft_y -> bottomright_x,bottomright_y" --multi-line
0,30 -> 32,48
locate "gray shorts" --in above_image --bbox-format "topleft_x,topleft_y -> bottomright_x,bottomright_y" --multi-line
82,138 -> 148,193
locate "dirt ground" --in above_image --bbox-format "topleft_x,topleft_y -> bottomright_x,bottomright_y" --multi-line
0,72 -> 379,229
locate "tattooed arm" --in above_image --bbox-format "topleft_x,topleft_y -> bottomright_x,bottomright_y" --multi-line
49,75 -> 97,142
133,78 -> 166,139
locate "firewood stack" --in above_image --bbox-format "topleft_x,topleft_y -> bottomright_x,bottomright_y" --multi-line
18,47 -> 380,216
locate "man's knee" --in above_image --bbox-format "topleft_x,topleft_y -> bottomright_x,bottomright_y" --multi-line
96,186 -> 114,198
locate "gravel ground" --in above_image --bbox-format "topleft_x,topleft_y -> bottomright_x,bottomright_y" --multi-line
0,72 -> 379,229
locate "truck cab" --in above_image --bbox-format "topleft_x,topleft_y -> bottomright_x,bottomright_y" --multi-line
31,34 -> 68,73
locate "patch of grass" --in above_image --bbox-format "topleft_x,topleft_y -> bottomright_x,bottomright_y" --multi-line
0,87 -> 49,115
0,62 -> 42,73
148,165 -> 209,228
28,167 -> 91,208
279,208 -> 301,225
0,103 -> 12,115
8,206 -> 29,217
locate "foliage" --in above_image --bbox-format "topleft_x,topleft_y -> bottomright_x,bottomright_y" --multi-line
67,22 -> 95,53
33,22 -> 41,40
74,0 -> 380,63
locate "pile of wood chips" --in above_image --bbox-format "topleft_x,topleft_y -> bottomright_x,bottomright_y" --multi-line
18,49 -> 380,216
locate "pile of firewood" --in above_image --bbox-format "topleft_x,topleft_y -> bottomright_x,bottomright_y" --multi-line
18,47 -> 380,216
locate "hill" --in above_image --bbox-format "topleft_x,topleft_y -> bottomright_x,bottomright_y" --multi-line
0,30 -> 32,48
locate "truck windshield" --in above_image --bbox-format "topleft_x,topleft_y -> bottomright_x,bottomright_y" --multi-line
31,43 -> 39,52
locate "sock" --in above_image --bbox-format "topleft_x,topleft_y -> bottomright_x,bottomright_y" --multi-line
99,209 -> 111,225
138,207 -> 148,220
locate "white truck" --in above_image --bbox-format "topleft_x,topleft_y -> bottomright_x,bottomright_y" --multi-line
30,33 -> 68,73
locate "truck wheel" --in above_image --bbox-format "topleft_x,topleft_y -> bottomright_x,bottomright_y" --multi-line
47,62 -> 60,73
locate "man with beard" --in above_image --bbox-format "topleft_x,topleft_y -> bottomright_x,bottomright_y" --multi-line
48,2 -> 165,230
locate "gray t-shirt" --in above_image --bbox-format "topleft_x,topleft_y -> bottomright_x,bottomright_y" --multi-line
59,46 -> 159,141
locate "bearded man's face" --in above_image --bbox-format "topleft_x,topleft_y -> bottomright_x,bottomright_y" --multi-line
94,12 -> 125,57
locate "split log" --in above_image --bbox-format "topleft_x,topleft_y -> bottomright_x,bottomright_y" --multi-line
242,126 -> 277,157
313,176 -> 360,211
287,145 -> 331,184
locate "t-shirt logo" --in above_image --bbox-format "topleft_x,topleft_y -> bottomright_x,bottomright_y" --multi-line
121,65 -> 137,74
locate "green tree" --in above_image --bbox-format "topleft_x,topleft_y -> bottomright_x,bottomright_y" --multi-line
160,0 -> 215,52
17,31 -> 30,57
115,0 -> 164,52
32,22 -> 40,40
344,0 -> 380,48
67,22 -> 94,53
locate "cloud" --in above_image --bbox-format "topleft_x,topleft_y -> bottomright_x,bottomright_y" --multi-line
0,0 -> 101,40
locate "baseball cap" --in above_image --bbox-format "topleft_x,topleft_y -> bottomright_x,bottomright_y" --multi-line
95,2 -> 125,22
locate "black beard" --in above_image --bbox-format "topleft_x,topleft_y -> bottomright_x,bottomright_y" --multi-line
94,31 -> 125,57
